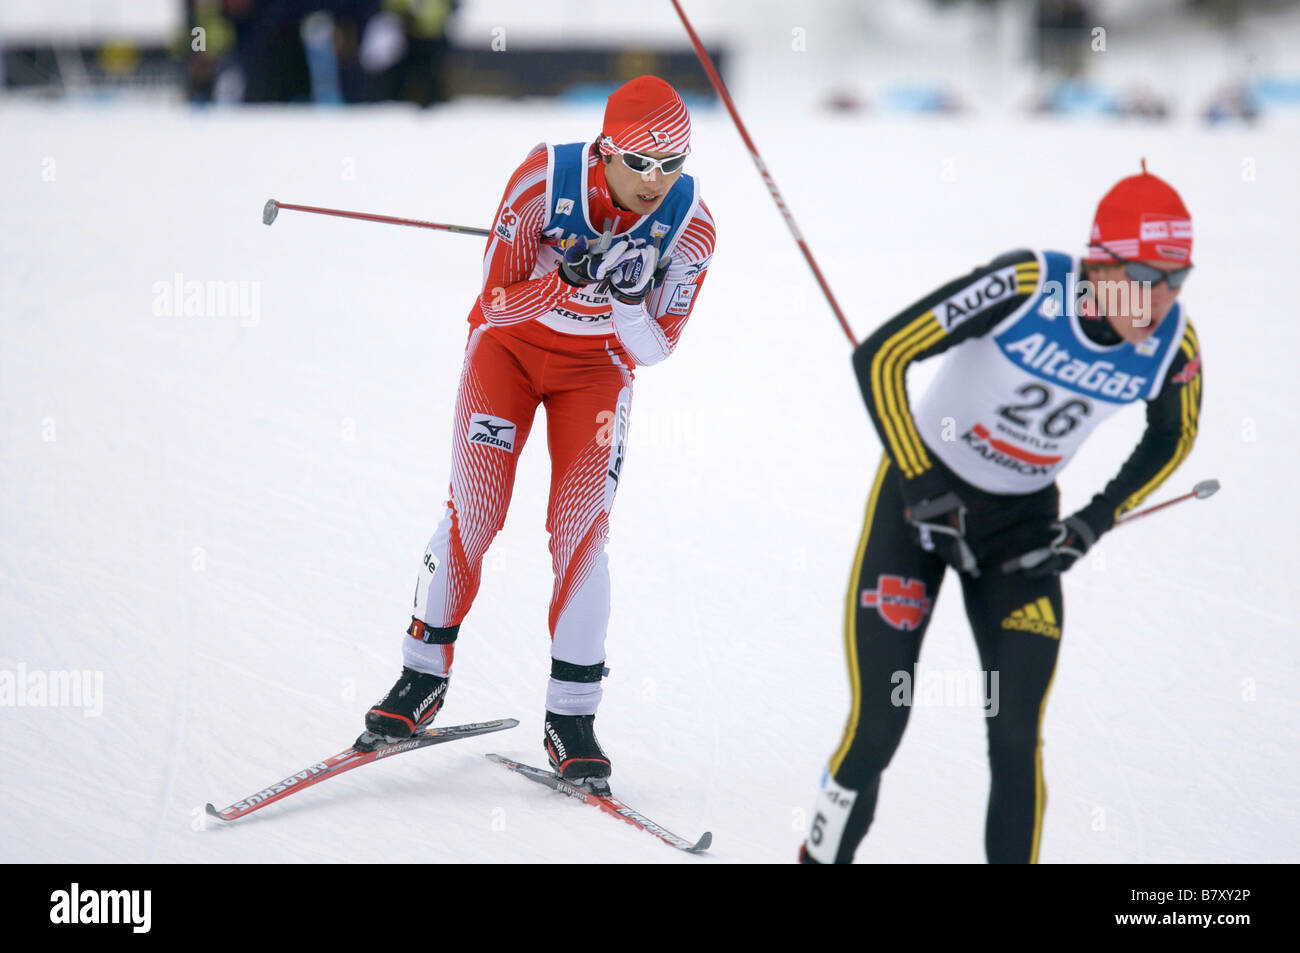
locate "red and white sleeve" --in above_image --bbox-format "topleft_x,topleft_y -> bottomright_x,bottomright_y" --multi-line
609,201 -> 716,366
475,146 -> 577,326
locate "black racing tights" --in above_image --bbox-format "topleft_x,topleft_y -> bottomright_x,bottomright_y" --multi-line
811,457 -> 1064,864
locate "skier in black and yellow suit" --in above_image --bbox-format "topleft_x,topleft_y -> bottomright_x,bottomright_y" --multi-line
801,164 -> 1203,863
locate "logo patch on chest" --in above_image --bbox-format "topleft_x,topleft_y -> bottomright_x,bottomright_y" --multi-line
1000,333 -> 1146,400
960,423 -> 1061,476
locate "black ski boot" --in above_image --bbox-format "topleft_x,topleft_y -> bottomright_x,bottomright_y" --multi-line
543,710 -> 611,785
355,667 -> 448,750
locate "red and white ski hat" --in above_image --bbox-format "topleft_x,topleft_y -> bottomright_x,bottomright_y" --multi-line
599,75 -> 691,157
1085,159 -> 1193,265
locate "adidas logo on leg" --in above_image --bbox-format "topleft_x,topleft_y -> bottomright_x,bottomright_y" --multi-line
1000,597 -> 1061,639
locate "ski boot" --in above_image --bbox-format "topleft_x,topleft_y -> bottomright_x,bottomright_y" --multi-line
354,667 -> 448,751
543,710 -> 611,790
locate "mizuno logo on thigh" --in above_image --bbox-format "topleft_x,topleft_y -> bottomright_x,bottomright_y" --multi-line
468,414 -> 517,452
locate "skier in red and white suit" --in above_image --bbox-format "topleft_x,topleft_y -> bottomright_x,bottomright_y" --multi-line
360,76 -> 716,782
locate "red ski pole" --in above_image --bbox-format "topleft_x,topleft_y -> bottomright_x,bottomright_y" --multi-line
1000,479 -> 1221,573
1116,478 -> 1220,525
670,0 -> 858,348
262,199 -> 490,238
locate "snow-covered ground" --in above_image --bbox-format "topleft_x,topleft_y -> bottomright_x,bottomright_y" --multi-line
2,99 -> 1297,863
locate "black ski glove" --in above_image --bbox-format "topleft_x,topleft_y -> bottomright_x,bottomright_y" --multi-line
901,471 -> 979,576
558,227 -> 617,287
1001,509 -> 1107,577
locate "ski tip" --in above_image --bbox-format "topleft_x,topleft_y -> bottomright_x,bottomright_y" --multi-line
262,199 -> 279,225
205,803 -> 226,821
500,718 -> 520,729
690,831 -> 712,853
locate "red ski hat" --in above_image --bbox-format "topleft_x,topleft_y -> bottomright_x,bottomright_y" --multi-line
1085,159 -> 1193,265
599,75 -> 691,157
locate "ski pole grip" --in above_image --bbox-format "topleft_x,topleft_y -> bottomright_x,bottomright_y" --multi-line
1001,548 -> 1052,574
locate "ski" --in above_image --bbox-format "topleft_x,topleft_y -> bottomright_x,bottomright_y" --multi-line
486,753 -> 711,854
207,718 -> 519,822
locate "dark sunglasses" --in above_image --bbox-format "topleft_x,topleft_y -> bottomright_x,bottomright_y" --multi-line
1094,242 -> 1193,289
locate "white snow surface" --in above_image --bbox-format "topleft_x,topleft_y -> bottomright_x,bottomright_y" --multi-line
2,100 -> 1297,864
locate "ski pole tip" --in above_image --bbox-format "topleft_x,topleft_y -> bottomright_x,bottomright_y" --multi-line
1193,479 -> 1220,499
262,199 -> 280,226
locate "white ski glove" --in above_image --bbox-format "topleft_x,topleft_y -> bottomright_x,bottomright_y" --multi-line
600,239 -> 671,305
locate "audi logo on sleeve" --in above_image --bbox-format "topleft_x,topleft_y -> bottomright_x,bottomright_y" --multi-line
934,265 -> 1022,331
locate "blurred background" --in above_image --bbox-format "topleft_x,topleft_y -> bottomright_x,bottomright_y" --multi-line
2,0 -> 1297,121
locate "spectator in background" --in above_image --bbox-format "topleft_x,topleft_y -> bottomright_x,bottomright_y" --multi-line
1203,82 -> 1260,124
183,0 -> 457,106
1034,0 -> 1091,78
365,0 -> 459,106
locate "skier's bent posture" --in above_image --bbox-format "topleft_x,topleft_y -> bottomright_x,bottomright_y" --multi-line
359,76 -> 716,785
802,163 -> 1202,863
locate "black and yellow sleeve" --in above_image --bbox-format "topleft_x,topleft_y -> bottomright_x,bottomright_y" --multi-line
1076,320 -> 1203,533
850,249 -> 1041,485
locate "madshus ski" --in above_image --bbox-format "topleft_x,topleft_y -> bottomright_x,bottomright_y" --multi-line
487,753 -> 711,854
207,718 -> 519,822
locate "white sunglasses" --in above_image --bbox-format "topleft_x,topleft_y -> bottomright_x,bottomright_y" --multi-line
603,139 -> 690,177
